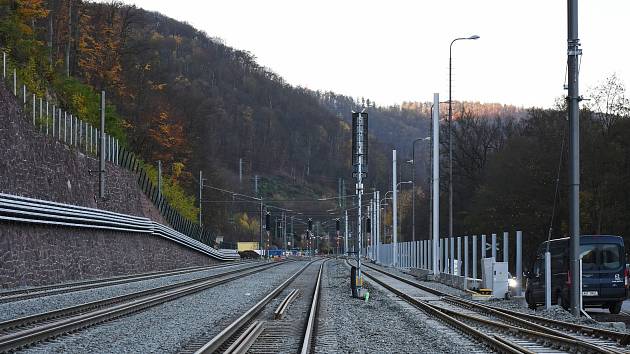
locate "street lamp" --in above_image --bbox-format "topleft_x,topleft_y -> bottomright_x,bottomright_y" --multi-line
448,34 -> 479,239
407,137 -> 431,243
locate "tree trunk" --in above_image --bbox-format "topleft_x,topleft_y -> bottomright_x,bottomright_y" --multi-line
65,0 -> 72,77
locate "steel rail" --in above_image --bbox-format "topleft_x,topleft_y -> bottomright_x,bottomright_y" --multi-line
194,259 -> 325,354
361,262 -> 630,349
352,261 -> 526,354
0,261 -> 283,352
0,261 -> 279,337
0,261 -> 254,304
300,260 -> 325,354
435,304 -> 617,354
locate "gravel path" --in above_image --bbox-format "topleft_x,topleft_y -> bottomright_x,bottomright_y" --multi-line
0,261 -> 263,322
21,260 -> 309,353
314,259 -> 483,353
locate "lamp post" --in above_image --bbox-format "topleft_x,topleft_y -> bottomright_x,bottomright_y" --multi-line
408,137 -> 431,243
448,34 -> 479,239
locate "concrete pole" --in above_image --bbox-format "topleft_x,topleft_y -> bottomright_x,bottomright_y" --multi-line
99,91 -> 105,198
568,0 -> 581,317
13,68 -> 16,95
516,231 -> 523,296
481,234 -> 487,258
376,191 -> 381,262
392,149 -> 398,267
2,51 -> 5,78
432,93 -> 440,276
367,204 -> 371,260
259,201 -> 263,255
473,235 -> 478,279
372,197 -> 375,261
492,233 -> 497,260
545,251 -> 552,309
503,231 -> 509,264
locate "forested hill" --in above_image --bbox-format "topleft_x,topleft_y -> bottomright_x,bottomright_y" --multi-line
317,91 -> 528,157
0,0 -> 394,237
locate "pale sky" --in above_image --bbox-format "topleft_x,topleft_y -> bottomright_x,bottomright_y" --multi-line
113,0 -> 629,108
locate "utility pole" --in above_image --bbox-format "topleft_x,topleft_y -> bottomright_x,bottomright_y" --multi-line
448,35 -> 479,240
393,149 -> 398,267
568,0 -> 582,317
344,209 -> 349,256
259,200 -> 264,255
432,93 -> 440,276
352,111 -> 368,296
283,211 -> 287,252
99,91 -> 105,198
375,191 -> 380,263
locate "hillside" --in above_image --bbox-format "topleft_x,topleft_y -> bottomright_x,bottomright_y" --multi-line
0,0 -> 394,244
0,76 -> 165,223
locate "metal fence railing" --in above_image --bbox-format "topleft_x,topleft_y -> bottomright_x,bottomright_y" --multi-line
1,50 -> 222,248
0,193 -> 239,261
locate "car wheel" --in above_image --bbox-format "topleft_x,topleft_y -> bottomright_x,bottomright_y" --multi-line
609,301 -> 622,314
526,290 -> 537,310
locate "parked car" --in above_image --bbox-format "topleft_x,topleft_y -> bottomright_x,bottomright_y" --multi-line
525,235 -> 628,314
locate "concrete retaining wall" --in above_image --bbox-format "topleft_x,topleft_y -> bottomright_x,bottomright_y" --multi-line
0,222 -> 218,288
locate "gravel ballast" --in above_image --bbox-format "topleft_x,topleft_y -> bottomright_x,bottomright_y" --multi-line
0,261 -> 262,322
21,260 -> 309,353
314,259 -> 483,353
482,299 -> 630,333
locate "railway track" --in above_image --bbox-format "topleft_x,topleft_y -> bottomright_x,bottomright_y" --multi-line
0,261 -> 255,304
182,259 -> 325,354
355,260 -> 630,354
0,260 -> 283,353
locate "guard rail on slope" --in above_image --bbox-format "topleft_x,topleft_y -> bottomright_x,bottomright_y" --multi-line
0,193 -> 239,261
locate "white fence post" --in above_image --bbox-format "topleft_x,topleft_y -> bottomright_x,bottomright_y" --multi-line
464,236 -> 469,278
450,237 -> 455,274
473,235 -> 478,279
503,231 -> 509,264
516,230 -> 523,296
457,236 -> 461,276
